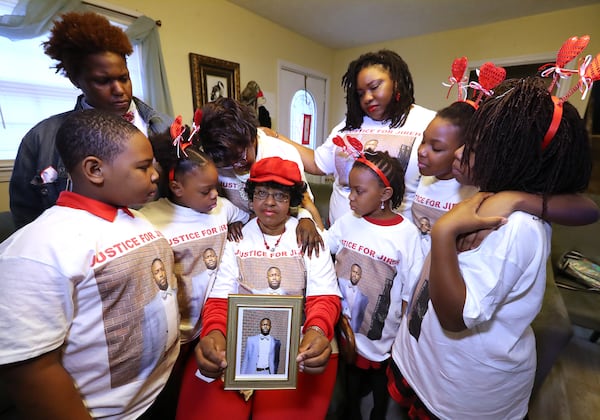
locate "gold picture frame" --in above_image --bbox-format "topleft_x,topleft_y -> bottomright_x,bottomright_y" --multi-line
224,294 -> 303,390
189,53 -> 240,110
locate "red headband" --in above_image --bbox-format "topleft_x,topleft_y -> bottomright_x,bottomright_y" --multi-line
443,56 -> 468,101
542,96 -> 563,150
332,135 -> 390,187
356,156 -> 391,187
468,62 -> 506,106
168,110 -> 203,182
541,35 -> 600,149
443,57 -> 505,108
540,35 -> 590,93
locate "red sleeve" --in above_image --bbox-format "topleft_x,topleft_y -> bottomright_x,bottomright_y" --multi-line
302,295 -> 341,340
200,297 -> 228,338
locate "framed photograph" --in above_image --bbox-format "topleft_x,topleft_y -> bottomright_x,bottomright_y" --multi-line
189,53 -> 240,110
224,294 -> 303,390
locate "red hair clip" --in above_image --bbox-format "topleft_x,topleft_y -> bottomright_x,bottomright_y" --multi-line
443,58 -> 505,109
560,53 -> 600,101
443,56 -> 469,101
540,35 -> 590,93
468,62 -> 506,108
170,115 -> 187,158
542,40 -> 600,150
170,110 -> 204,159
332,135 -> 390,187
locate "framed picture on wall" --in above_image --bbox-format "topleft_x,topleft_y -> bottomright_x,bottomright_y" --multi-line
224,294 -> 303,390
189,53 -> 240,110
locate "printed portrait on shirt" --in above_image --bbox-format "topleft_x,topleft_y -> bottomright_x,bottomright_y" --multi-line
335,248 -> 396,338
93,239 -> 177,387
237,256 -> 306,297
173,236 -> 226,333
407,255 -> 432,341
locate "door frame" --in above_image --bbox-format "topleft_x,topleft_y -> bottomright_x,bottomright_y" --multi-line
277,60 -> 330,149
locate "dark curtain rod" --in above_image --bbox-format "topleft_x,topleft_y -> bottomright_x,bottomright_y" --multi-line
81,2 -> 161,26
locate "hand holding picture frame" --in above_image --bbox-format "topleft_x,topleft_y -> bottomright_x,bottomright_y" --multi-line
189,53 -> 240,110
225,294 -> 303,390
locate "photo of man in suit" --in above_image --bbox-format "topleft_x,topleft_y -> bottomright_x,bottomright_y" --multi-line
339,263 -> 369,332
253,266 -> 287,295
241,318 -> 281,375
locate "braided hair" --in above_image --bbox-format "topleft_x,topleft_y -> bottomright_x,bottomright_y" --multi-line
352,150 -> 405,208
463,77 -> 591,194
342,49 -> 415,130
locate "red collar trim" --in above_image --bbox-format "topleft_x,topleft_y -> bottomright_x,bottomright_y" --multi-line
56,191 -> 134,222
363,214 -> 404,226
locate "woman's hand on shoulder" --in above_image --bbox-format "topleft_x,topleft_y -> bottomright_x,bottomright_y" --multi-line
227,221 -> 244,242
296,218 -> 325,258
455,191 -> 517,251
435,192 -> 507,240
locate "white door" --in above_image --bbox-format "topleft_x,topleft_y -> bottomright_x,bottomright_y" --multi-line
278,63 -> 327,151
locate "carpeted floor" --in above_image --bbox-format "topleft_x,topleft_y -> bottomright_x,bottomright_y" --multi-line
529,326 -> 600,420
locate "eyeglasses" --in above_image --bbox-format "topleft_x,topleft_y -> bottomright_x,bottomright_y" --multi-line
231,148 -> 249,169
254,189 -> 290,202
214,147 -> 250,170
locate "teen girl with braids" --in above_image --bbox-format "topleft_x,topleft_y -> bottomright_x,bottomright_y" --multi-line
388,77 -> 593,419
272,50 -> 435,225
412,101 -> 478,249
323,149 -> 423,419
413,72 -> 597,249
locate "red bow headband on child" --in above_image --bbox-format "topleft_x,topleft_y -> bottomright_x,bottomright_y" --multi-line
168,109 -> 203,181
443,57 -> 506,109
541,35 -> 600,149
332,135 -> 390,187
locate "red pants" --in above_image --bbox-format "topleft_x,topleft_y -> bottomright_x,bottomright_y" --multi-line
386,360 -> 439,420
176,351 -> 338,420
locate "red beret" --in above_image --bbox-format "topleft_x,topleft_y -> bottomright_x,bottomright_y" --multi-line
249,157 -> 302,186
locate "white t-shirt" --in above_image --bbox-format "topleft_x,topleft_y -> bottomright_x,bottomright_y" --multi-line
140,196 -> 249,343
0,192 -> 179,419
394,211 -> 551,419
411,176 -> 478,252
209,217 -> 340,300
324,213 -> 424,362
314,105 -> 436,224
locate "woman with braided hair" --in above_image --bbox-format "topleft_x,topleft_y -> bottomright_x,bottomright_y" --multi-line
271,49 -> 436,225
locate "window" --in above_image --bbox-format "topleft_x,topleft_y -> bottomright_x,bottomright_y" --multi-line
289,90 -> 316,149
0,1 -> 143,164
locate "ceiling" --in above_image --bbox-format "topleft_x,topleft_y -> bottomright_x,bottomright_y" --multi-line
227,0 -> 600,49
